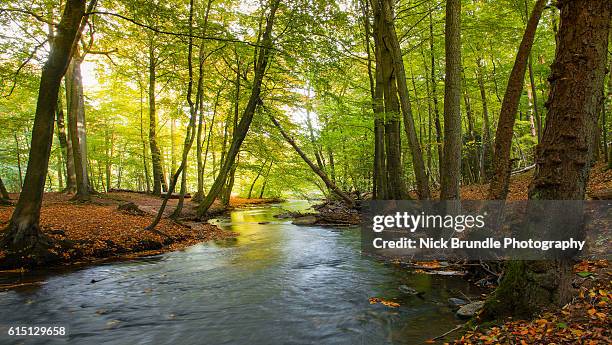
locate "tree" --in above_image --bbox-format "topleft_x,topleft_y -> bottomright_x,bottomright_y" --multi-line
483,0 -> 611,319
371,0 -> 407,199
487,0 -> 547,200
380,0 -> 430,199
148,33 -> 166,196
197,0 -> 280,216
440,0 -> 462,201
0,176 -> 10,205
55,95 -> 77,193
267,111 -> 354,206
0,0 -> 88,261
65,48 -> 91,201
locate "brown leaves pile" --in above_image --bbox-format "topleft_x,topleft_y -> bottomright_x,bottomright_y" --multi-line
428,161 -> 611,201
0,193 -> 232,266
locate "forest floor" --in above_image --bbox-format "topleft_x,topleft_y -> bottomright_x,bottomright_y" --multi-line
0,192 -> 279,270
430,161 -> 612,200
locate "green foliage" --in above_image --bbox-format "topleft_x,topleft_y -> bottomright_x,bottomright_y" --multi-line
0,0 -> 580,196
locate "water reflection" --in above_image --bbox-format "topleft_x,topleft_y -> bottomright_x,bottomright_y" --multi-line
0,201 -> 482,344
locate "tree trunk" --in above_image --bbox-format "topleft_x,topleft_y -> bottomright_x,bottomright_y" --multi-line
139,85 -> 151,193
150,0 -> 199,227
440,0 -> 462,201
483,0 -> 611,319
372,0 -> 407,200
247,159 -> 268,199
528,55 -> 542,141
1,0 -> 86,261
104,126 -> 113,191
197,0 -> 280,216
56,97 -> 76,192
259,161 -> 273,199
606,55 -> 612,169
488,0 -> 546,200
381,0 -> 430,199
268,112 -> 354,207
0,176 -> 10,203
361,0 -> 387,200
476,58 -> 493,183
66,51 -> 90,201
148,36 -> 164,196
429,10 -> 443,182
193,0 -> 213,203
14,134 -> 23,190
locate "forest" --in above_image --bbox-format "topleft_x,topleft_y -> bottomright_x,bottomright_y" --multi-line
0,0 -> 610,344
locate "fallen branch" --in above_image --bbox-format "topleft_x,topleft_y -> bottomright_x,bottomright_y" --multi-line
432,324 -> 464,341
511,163 -> 536,175
266,110 -> 355,208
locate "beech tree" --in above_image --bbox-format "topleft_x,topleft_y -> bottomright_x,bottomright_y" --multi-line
197,0 -> 280,216
483,0 -> 611,318
440,0 -> 462,201
0,0 -> 88,260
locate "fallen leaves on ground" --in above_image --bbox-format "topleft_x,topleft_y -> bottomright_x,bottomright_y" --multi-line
0,192 -> 233,268
448,262 -> 611,345
428,162 -> 611,201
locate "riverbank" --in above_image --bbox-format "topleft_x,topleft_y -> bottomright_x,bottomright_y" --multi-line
448,260 -> 611,344
0,192 -> 282,270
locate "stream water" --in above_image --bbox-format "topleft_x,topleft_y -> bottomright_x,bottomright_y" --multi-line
0,201 -> 482,344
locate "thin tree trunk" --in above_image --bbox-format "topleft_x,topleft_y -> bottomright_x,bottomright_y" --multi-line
440,0 -> 462,201
56,96 -> 76,192
148,36 -> 164,196
0,176 -> 10,203
360,0 -> 386,200
197,0 -> 280,216
484,0 -> 611,319
602,58 -> 612,169
247,159 -> 268,199
488,0 -> 547,200
429,10 -> 443,182
139,84 -> 151,193
476,58 -> 493,182
104,126 -> 113,191
528,55 -> 541,141
268,112 -> 354,206
149,0 -> 200,228
14,133 -> 23,190
1,0 -> 87,259
193,0 -> 214,202
259,161 -> 273,199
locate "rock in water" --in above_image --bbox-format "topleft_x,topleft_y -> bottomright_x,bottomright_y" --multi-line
448,298 -> 468,308
456,301 -> 485,318
398,285 -> 420,295
292,215 -> 318,225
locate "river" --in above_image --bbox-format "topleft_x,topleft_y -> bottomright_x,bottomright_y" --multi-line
0,201 -> 482,344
